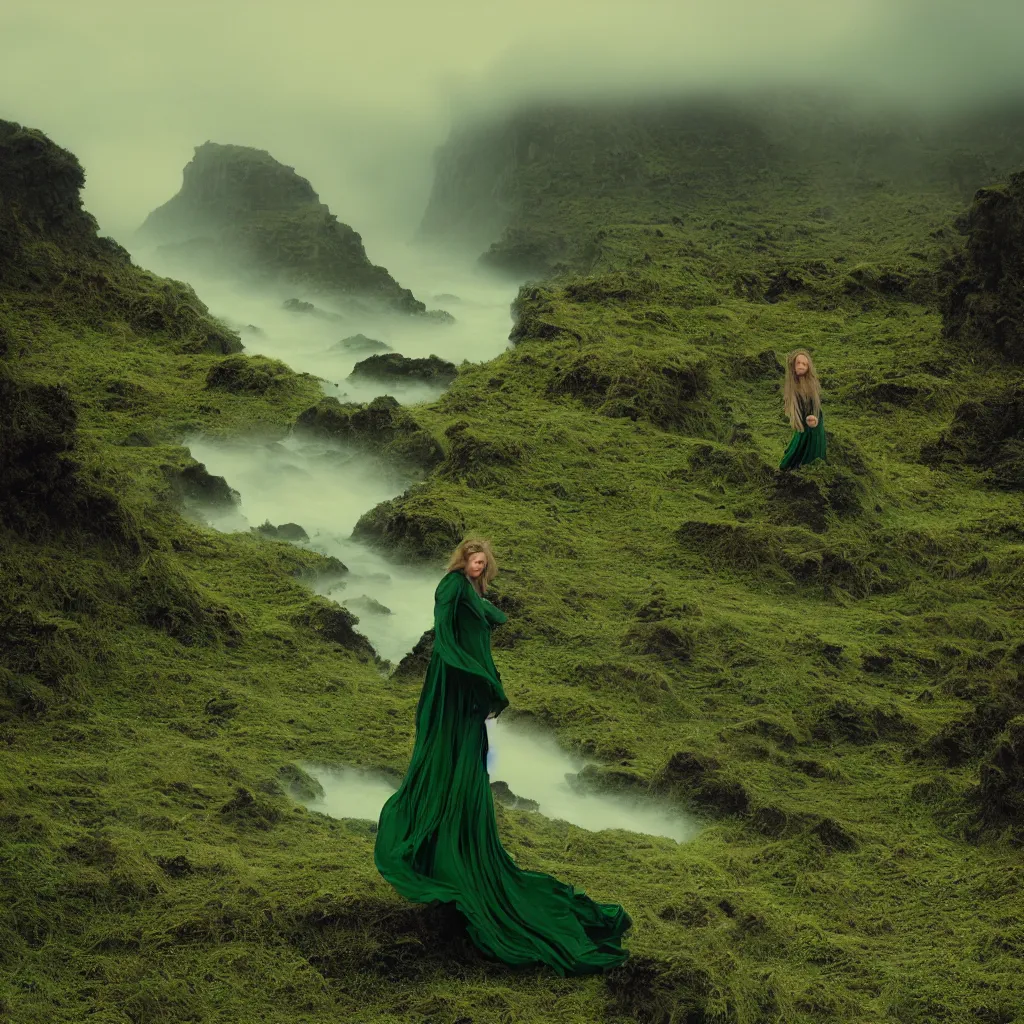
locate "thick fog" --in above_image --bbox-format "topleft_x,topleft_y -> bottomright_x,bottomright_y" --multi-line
301,717 -> 698,844
3,1 -> 1024,242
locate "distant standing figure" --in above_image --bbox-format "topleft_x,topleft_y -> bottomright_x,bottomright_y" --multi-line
374,536 -> 632,976
780,348 -> 826,470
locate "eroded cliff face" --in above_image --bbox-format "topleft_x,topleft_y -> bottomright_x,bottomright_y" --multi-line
0,120 -> 240,355
137,142 -> 428,314
941,170 -> 1024,361
417,95 -> 1024,277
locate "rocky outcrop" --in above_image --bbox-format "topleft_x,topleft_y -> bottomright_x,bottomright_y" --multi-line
294,395 -> 443,471
940,171 -> 1024,360
138,142 -> 440,316
0,121 -> 239,355
349,353 -> 457,385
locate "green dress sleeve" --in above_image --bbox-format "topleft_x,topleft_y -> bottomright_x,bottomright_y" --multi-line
433,572 -> 508,715
480,597 -> 508,628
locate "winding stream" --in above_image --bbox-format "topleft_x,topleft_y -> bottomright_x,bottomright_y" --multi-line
149,239 -> 697,843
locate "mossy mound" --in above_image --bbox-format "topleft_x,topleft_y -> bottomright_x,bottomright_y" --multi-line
352,488 -> 466,560
547,350 -> 719,435
923,387 -> 1024,489
137,142 -> 429,315
0,120 -> 241,355
439,420 -> 528,486
332,333 -> 391,354
348,353 -> 458,384
941,171 -> 1024,360
205,353 -> 296,394
294,395 -> 443,470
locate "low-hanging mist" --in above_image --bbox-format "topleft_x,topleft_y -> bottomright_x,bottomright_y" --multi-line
301,716 -> 698,844
132,238 -> 517,405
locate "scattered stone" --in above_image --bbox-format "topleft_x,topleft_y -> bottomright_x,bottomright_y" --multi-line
295,395 -> 443,470
732,349 -> 784,380
808,817 -> 858,852
163,460 -> 239,507
204,690 -> 239,721
155,854 -> 195,878
353,490 -> 466,560
395,629 -> 434,679
205,354 -> 291,394
421,309 -> 456,324
654,750 -> 750,813
296,600 -> 375,660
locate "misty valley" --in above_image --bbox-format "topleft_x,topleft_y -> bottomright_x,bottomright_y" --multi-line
3,70 -> 1024,1024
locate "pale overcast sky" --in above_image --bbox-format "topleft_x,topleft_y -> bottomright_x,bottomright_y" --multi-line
2,0 -> 1022,240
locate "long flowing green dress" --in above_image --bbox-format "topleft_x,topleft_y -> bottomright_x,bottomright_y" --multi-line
780,394 -> 827,470
374,569 -> 632,976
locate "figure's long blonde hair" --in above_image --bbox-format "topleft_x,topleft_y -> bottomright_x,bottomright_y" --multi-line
783,348 -> 822,431
446,536 -> 498,595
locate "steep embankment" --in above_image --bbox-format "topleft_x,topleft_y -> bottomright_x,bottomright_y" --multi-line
137,141 -> 433,315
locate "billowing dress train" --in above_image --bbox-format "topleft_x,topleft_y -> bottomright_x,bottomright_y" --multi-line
374,570 -> 632,976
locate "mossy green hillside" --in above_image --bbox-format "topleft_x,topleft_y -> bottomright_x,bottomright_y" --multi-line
3,110 -> 1024,1024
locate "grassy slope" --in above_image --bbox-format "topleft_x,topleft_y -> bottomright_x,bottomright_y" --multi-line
2,118 -> 1023,1024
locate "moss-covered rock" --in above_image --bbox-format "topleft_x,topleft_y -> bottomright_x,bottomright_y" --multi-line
547,351 -> 719,435
352,489 -> 466,560
137,142 -> 430,315
294,395 -> 443,471
940,171 -> 1024,360
0,120 -> 241,355
348,353 -> 457,384
205,354 -> 295,394
923,387 -> 1024,489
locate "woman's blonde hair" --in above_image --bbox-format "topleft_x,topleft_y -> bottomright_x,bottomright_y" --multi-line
783,348 -> 822,431
446,536 -> 498,594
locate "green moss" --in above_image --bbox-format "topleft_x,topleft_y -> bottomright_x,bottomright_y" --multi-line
5,109 -> 1024,1022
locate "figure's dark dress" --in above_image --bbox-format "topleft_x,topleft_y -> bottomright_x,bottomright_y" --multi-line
780,394 -> 827,470
374,570 -> 632,976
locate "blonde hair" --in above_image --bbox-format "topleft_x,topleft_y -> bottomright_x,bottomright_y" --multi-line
446,536 -> 498,595
783,348 -> 822,431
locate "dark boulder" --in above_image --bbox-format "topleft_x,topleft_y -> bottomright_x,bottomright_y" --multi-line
940,171 -> 1024,360
922,387 -> 1024,490
255,521 -> 309,542
353,490 -> 466,561
348,353 -> 458,385
162,460 -> 239,507
206,354 -> 292,394
295,395 -> 443,471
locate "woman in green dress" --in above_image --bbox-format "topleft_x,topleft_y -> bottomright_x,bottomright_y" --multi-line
374,537 -> 632,976
779,347 -> 827,470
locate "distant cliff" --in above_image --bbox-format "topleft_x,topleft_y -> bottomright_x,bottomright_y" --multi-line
138,142 -> 430,315
418,96 -> 1024,277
